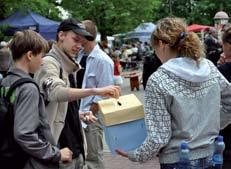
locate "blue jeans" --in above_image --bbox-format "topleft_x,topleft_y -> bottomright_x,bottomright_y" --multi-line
160,156 -> 219,169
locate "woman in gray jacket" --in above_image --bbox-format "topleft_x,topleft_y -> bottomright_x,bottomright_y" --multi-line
116,17 -> 231,169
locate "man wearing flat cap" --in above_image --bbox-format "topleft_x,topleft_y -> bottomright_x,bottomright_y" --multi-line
34,18 -> 120,169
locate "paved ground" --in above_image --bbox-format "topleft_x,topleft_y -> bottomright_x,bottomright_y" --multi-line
103,74 -> 161,169
104,152 -> 160,169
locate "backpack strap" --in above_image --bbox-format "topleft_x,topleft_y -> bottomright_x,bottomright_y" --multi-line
6,78 -> 39,102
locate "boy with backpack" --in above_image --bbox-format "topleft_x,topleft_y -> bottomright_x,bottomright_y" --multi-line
0,30 -> 73,169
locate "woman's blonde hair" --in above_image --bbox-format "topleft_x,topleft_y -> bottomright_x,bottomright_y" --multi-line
151,17 -> 205,61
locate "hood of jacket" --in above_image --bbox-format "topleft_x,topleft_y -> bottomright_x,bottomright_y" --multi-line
161,57 -> 211,82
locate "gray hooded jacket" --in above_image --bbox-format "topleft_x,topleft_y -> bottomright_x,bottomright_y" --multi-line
128,57 -> 231,164
2,68 -> 60,169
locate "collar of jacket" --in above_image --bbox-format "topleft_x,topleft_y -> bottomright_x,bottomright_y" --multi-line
50,43 -> 80,74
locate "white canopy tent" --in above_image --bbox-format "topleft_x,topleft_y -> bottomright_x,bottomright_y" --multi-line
128,22 -> 156,43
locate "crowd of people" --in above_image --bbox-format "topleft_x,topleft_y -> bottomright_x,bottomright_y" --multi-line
1,15 -> 231,169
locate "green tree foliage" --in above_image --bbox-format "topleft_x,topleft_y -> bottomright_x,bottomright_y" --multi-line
1,0 -> 231,39
61,0 -> 161,40
154,0 -> 194,22
0,24 -> 9,41
0,0 -> 60,20
154,0 -> 231,25
190,0 -> 231,25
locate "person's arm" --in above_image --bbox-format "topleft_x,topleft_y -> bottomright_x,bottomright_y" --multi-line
34,57 -> 119,103
118,77 -> 172,162
34,57 -> 69,102
13,83 -> 61,163
68,85 -> 120,101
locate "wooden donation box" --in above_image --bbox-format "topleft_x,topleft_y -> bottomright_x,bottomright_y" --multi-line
98,94 -> 147,154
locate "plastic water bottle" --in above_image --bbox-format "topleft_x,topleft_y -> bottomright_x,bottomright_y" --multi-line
212,135 -> 225,169
179,141 -> 190,168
